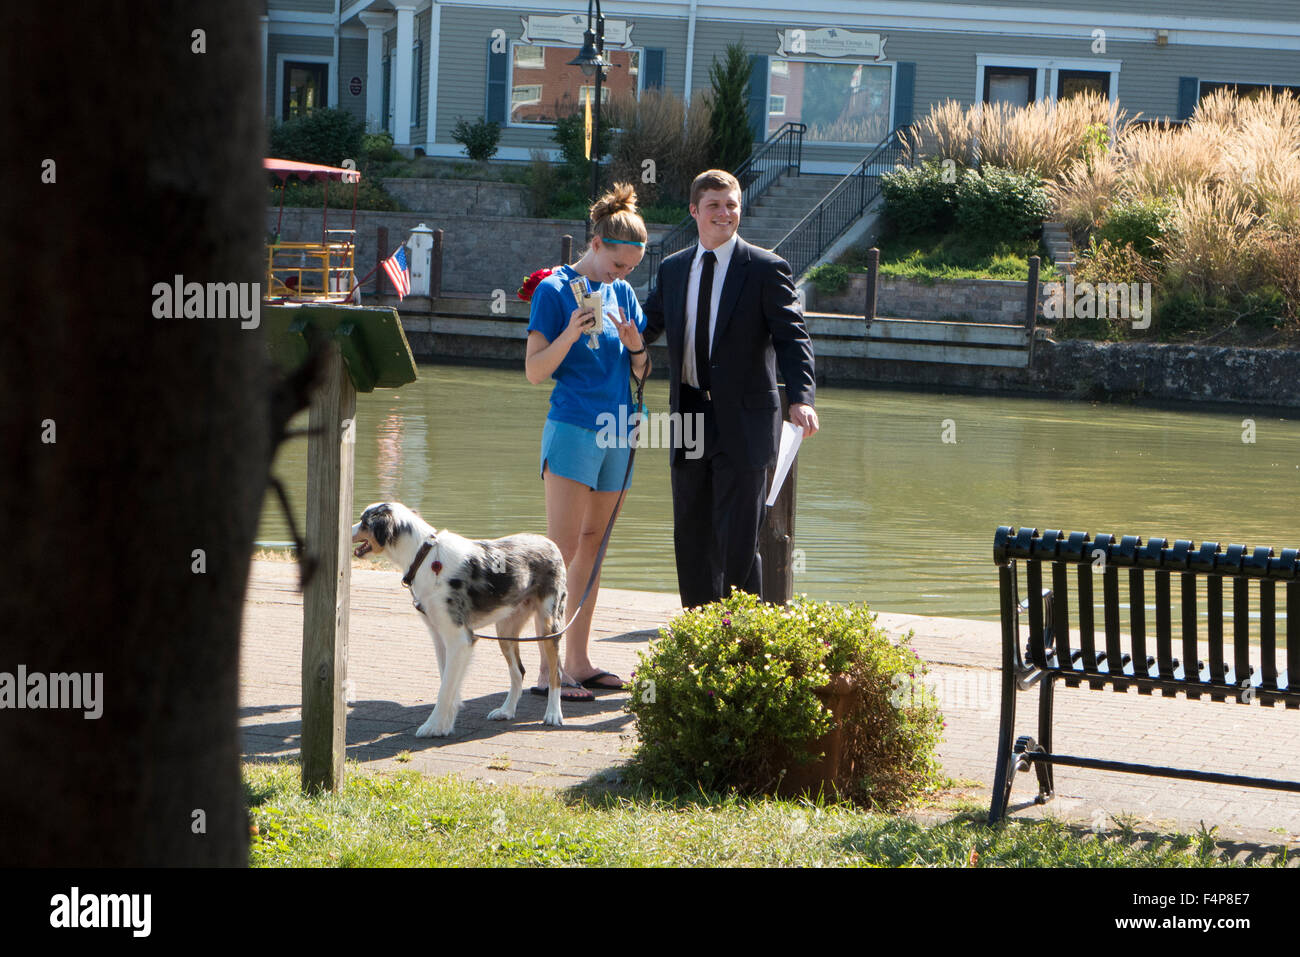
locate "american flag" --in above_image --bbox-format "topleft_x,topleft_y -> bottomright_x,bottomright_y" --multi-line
382,245 -> 411,300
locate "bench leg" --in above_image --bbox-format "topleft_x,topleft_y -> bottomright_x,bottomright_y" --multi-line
988,657 -> 1020,825
1034,673 -> 1057,804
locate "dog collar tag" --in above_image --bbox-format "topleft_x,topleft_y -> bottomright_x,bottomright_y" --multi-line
431,560 -> 442,575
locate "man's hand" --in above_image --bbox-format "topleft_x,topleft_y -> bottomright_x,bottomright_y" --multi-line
789,402 -> 819,438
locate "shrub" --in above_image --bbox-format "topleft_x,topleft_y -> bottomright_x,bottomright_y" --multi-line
451,115 -> 501,161
525,148 -> 563,217
880,159 -> 958,235
953,166 -> 1051,241
1094,197 -> 1175,258
906,92 -> 1129,180
551,100 -> 615,186
607,87 -> 714,207
268,177 -> 403,212
624,592 -> 945,810
362,131 -> 402,164
708,42 -> 754,172
269,108 -> 365,167
807,263 -> 849,295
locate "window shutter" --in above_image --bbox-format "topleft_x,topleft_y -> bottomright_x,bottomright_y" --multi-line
747,54 -> 768,142
893,62 -> 916,131
486,38 -> 507,124
643,48 -> 665,90
1177,76 -> 1199,121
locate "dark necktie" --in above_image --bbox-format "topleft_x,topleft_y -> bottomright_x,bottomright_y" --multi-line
695,250 -> 716,391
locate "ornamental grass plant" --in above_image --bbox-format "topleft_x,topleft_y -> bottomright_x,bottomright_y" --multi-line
624,592 -> 945,811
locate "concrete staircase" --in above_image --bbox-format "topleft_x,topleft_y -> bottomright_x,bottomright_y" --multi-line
740,173 -> 846,250
1041,221 -> 1076,276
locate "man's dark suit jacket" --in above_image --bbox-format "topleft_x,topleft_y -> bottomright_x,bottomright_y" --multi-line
642,237 -> 816,470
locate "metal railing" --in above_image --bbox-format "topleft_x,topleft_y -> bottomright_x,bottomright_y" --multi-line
645,122 -> 806,290
775,126 -> 909,280
265,239 -> 356,302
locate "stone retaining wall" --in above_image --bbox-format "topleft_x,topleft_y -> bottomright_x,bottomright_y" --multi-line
379,178 -> 531,217
811,273 -> 1050,324
815,337 -> 1300,407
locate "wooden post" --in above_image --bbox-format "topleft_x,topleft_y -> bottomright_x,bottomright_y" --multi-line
864,246 -> 880,322
375,226 -> 388,297
430,228 -> 443,300
1025,255 -> 1040,364
760,389 -> 797,605
301,343 -> 356,794
561,233 -> 573,265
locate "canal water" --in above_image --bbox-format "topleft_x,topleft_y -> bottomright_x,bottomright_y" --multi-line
259,362 -> 1300,622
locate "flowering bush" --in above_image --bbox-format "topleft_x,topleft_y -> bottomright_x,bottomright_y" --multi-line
517,266 -> 560,302
624,591 -> 944,809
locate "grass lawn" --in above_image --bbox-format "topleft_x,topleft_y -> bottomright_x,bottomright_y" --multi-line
839,228 -> 1061,283
244,760 -> 1288,868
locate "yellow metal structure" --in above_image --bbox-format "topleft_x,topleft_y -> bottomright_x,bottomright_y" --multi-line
265,233 -> 357,302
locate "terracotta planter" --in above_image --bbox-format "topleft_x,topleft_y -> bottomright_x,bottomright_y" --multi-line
776,674 -> 855,798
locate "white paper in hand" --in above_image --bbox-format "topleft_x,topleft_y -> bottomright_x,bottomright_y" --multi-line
765,420 -> 804,506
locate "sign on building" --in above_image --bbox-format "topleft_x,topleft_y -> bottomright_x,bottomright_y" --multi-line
777,27 -> 887,60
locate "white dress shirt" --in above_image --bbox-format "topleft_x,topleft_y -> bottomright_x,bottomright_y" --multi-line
682,233 -> 738,389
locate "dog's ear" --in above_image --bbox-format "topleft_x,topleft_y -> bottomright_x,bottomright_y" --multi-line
367,504 -> 396,547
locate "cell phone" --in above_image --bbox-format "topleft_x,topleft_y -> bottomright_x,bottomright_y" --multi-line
580,292 -> 603,328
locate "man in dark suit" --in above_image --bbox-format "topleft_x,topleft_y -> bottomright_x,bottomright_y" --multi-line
643,169 -> 819,608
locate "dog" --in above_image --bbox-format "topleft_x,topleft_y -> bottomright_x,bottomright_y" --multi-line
350,502 -> 568,737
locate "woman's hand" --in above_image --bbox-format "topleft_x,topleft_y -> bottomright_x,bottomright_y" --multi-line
612,307 -> 644,352
564,306 -> 598,344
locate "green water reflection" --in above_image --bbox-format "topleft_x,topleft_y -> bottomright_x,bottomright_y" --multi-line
258,362 -> 1300,620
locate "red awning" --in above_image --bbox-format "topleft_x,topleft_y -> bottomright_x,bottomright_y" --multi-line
264,158 -> 361,184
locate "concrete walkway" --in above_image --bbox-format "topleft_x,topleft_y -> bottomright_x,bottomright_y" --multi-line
241,560 -> 1300,852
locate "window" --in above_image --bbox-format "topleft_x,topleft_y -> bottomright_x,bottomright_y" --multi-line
1200,80 -> 1300,101
983,66 -> 1036,106
578,85 -> 611,106
512,84 -> 542,110
283,61 -> 328,119
1058,69 -> 1109,100
515,45 -> 544,69
767,59 -> 892,144
508,43 -> 640,125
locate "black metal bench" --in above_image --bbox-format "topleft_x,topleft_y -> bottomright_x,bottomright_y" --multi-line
989,525 -> 1300,825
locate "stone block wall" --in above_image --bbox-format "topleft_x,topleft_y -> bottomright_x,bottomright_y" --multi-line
810,273 -> 1051,324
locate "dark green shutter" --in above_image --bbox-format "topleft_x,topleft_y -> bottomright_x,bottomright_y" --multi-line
1177,76 -> 1199,121
486,38 -> 507,124
747,54 -> 768,142
643,48 -> 665,90
893,62 -> 916,132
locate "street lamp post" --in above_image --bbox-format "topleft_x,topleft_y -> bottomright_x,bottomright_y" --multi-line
569,0 -> 610,243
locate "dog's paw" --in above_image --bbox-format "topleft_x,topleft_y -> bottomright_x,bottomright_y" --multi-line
542,709 -> 564,727
486,706 -> 515,721
415,714 -> 455,737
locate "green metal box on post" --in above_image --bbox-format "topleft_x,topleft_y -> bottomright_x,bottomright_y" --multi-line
263,304 -> 418,794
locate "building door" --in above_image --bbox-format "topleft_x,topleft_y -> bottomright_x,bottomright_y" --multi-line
283,61 -> 328,119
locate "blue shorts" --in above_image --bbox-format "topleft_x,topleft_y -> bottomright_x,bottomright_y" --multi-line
540,418 -> 634,492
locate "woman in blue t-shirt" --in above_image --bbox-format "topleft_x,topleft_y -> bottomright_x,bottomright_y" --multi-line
524,183 -> 650,700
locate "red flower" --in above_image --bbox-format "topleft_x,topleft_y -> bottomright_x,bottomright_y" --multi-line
517,265 -> 562,302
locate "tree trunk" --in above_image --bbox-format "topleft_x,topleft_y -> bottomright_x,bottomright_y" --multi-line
0,2 -> 266,865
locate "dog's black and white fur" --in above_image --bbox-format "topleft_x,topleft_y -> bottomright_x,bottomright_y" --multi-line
351,502 -> 568,736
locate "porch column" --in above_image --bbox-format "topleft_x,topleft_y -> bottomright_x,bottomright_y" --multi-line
359,11 -> 394,133
391,0 -> 418,149
424,2 -> 442,151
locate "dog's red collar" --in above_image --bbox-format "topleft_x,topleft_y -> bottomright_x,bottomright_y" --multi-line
402,536 -> 439,615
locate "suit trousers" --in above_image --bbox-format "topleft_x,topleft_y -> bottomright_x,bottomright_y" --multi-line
670,386 -> 768,608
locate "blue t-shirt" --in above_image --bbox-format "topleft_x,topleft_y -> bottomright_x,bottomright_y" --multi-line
527,264 -> 647,433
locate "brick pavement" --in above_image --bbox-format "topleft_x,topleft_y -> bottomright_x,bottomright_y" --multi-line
241,560 -> 1300,851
